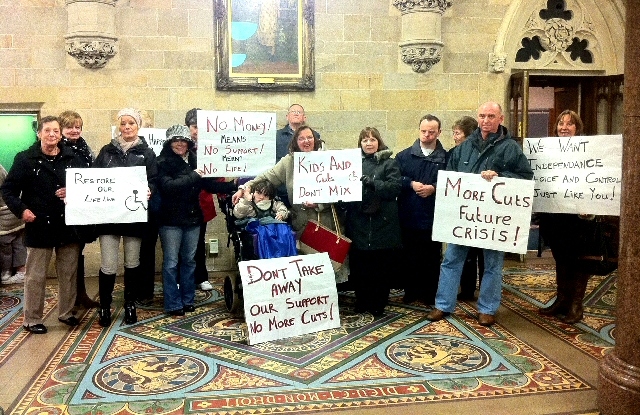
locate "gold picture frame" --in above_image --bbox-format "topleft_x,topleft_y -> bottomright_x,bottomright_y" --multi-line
215,0 -> 315,91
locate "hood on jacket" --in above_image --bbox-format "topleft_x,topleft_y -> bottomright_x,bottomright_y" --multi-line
362,148 -> 393,163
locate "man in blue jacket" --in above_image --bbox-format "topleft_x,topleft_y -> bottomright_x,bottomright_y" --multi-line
396,114 -> 447,305
426,102 -> 534,326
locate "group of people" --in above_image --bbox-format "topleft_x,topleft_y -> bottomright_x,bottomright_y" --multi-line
0,108 -> 234,334
0,101 -> 604,334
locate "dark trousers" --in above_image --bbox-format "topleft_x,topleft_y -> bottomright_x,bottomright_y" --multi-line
401,227 -> 442,305
194,222 -> 209,285
459,248 -> 484,297
350,247 -> 395,312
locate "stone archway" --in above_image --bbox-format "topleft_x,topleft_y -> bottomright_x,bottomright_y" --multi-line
489,0 -> 625,75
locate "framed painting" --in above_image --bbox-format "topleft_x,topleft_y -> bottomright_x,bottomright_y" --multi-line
215,0 -> 315,91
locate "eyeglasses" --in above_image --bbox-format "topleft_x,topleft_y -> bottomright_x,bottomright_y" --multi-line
478,114 -> 498,120
289,110 -> 304,115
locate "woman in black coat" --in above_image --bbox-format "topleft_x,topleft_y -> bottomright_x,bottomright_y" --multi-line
344,127 -> 402,316
0,115 -> 86,334
93,108 -> 158,327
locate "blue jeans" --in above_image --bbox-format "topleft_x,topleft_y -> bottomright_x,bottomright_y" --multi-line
435,243 -> 505,315
159,225 -> 199,312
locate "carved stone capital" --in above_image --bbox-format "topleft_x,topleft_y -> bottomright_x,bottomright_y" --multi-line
400,41 -> 443,73
65,36 -> 118,69
393,0 -> 452,14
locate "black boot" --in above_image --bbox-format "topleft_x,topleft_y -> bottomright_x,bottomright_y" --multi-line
76,254 -> 100,308
562,272 -> 590,324
123,267 -> 138,324
98,270 -> 116,327
539,263 -> 570,316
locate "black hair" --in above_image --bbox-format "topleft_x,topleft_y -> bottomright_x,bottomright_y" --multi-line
252,179 -> 276,199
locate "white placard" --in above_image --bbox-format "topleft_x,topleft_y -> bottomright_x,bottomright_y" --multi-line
292,149 -> 362,204
65,167 -> 149,225
196,110 -> 276,177
524,135 -> 622,215
239,253 -> 340,345
139,128 -> 168,156
432,171 -> 535,254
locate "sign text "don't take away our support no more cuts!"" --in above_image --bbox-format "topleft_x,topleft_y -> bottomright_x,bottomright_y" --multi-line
524,135 -> 622,216
432,171 -> 535,254
196,110 -> 276,177
239,253 -> 340,345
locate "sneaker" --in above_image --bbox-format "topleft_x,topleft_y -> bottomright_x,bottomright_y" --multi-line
1,271 -> 11,283
199,281 -> 213,291
1,272 -> 24,285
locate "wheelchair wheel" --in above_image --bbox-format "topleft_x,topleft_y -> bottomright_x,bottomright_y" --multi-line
223,273 -> 243,314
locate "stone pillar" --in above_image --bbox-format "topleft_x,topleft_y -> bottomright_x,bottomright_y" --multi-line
64,0 -> 118,69
597,1 -> 640,413
392,0 -> 451,73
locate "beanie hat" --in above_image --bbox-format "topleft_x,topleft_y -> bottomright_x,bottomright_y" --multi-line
117,108 -> 142,128
185,108 -> 201,127
165,124 -> 194,149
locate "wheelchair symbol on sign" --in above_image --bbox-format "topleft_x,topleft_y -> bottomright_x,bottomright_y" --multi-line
125,190 -> 147,212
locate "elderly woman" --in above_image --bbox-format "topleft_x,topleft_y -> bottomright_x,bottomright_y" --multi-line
93,108 -> 157,327
58,110 -> 99,309
342,127 -> 401,316
156,125 -> 238,316
231,125 -> 336,236
0,116 -> 86,334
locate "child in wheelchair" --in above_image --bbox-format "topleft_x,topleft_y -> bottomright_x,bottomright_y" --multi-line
233,179 -> 289,222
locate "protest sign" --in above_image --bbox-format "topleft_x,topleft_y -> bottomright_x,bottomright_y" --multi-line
432,171 -> 534,254
524,135 -> 622,215
196,110 -> 276,177
292,149 -> 362,204
65,166 -> 149,225
139,128 -> 168,156
239,253 -> 340,345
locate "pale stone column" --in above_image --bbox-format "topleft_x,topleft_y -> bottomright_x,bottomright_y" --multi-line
597,0 -> 640,413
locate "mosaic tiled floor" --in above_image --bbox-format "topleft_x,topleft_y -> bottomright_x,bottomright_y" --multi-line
501,264 -> 616,358
0,284 -> 59,365
8,279 -> 591,415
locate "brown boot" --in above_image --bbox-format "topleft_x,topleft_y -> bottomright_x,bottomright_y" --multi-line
562,272 -> 590,324
539,263 -> 569,315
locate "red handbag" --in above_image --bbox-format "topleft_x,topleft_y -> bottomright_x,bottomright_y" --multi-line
299,205 -> 351,269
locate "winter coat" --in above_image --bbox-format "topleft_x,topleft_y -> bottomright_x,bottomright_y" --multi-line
446,125 -> 534,180
396,139 -> 447,230
157,141 -> 237,227
92,137 -> 158,237
62,136 -> 93,167
233,197 -> 289,220
344,149 -> 402,251
0,142 -> 85,247
0,164 -> 24,236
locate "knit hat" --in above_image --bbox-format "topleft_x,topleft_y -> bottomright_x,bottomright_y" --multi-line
165,124 -> 194,149
185,108 -> 201,127
117,108 -> 142,127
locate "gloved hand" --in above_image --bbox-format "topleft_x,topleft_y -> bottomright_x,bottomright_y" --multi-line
360,175 -> 375,188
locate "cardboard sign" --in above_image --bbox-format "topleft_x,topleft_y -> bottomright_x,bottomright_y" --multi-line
432,171 -> 534,254
65,167 -> 149,225
196,110 -> 276,177
292,149 -> 362,204
524,135 -> 622,215
239,253 -> 340,345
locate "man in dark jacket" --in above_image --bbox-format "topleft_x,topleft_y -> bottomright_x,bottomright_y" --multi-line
1,115 -> 86,334
396,114 -> 448,305
427,102 -> 534,326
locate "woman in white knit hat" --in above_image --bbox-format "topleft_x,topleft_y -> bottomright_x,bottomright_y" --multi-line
92,108 -> 158,327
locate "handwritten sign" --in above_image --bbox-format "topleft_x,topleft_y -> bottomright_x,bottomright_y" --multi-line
139,128 -> 168,156
196,110 -> 276,177
432,171 -> 534,254
239,253 -> 340,345
65,167 -> 149,225
524,135 -> 622,215
292,149 -> 362,204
